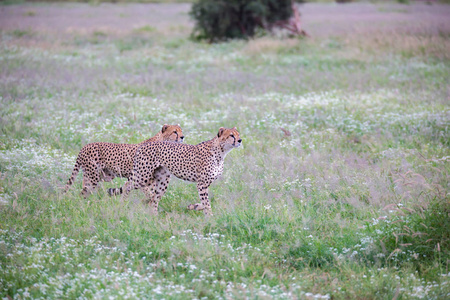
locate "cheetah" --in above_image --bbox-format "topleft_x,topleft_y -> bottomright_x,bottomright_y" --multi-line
108,127 -> 242,216
64,124 -> 184,197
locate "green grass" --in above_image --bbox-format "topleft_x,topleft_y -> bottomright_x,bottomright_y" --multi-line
1,2 -> 450,299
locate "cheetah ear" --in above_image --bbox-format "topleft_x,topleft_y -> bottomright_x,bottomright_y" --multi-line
177,124 -> 180,127
217,127 -> 225,138
232,126 -> 237,130
162,124 -> 169,133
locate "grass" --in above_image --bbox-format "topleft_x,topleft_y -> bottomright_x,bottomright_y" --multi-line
1,2 -> 450,299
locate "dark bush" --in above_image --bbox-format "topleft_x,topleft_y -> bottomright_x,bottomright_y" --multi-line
190,0 -> 296,42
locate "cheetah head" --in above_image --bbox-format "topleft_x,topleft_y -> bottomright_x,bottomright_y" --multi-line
217,127 -> 242,152
161,124 -> 184,143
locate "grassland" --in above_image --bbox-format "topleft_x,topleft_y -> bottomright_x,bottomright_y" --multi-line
1,2 -> 449,299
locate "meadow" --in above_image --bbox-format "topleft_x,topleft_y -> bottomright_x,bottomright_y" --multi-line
0,2 -> 449,299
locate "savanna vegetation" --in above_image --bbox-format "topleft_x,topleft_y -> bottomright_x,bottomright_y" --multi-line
0,2 -> 449,299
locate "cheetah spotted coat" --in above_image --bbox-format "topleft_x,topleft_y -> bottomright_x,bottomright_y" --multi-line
108,127 -> 241,216
64,124 -> 184,197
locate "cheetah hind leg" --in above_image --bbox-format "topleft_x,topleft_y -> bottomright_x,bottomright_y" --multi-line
146,168 -> 171,215
64,162 -> 80,193
101,169 -> 115,182
81,174 -> 99,198
141,184 -> 155,204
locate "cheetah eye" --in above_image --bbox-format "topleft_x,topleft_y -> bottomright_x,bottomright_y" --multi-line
230,134 -> 234,138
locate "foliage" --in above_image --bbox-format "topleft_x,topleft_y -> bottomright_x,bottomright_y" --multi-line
190,0 -> 295,42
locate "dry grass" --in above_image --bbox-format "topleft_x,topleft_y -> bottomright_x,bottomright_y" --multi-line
243,37 -> 301,55
343,30 -> 450,60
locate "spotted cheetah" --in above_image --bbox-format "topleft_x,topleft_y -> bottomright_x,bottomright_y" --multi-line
64,124 -> 184,197
108,127 -> 242,216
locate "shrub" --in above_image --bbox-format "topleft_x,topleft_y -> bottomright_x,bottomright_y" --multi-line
189,0 -> 296,42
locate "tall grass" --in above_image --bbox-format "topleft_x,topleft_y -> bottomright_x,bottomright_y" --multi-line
1,2 -> 449,299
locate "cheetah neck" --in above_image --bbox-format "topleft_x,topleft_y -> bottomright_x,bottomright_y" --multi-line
141,132 -> 161,144
201,138 -> 230,160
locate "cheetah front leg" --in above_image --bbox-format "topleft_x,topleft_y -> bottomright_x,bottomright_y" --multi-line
187,182 -> 212,216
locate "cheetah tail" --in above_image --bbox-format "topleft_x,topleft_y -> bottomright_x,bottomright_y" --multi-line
64,162 -> 80,193
107,187 -> 123,197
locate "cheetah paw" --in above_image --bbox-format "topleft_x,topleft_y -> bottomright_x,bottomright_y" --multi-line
187,203 -> 205,211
